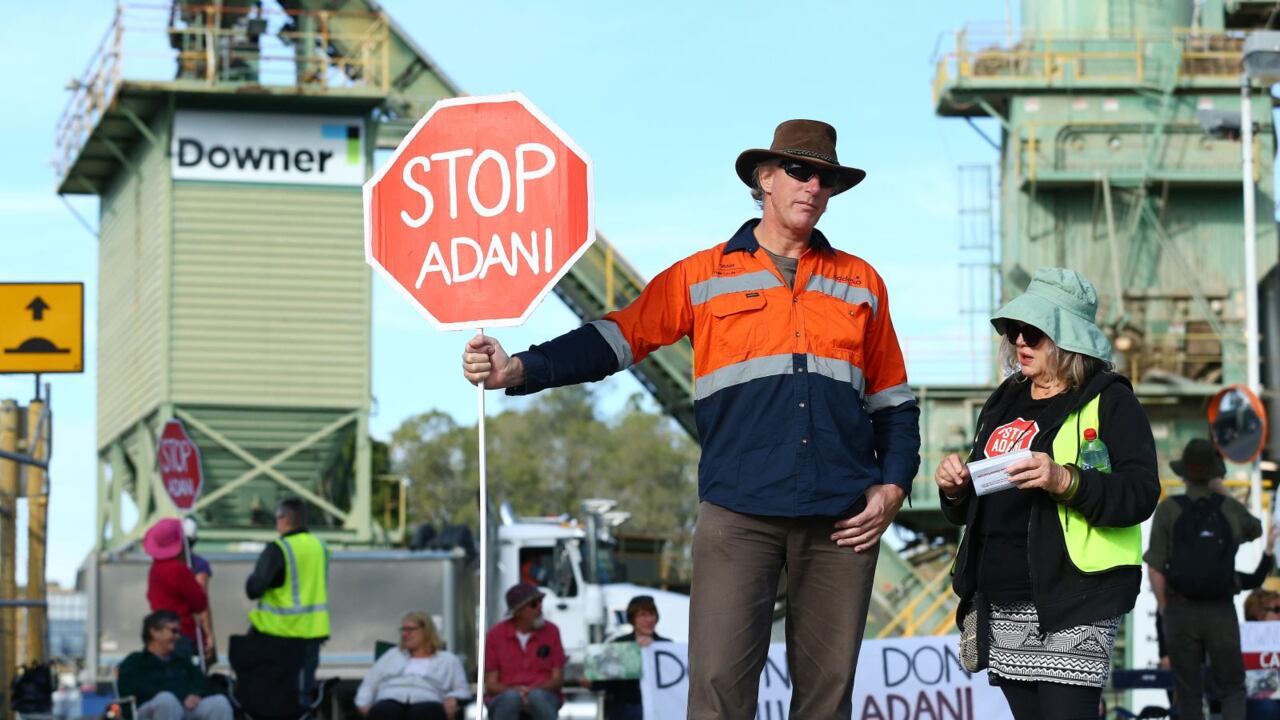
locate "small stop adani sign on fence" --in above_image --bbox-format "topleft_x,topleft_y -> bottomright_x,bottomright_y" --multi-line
363,92 -> 594,329
158,419 -> 204,513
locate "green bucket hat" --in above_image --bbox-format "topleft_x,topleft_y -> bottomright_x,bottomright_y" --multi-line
990,267 -> 1112,362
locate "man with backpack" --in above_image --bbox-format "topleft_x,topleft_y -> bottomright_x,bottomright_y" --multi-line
1145,438 -> 1265,720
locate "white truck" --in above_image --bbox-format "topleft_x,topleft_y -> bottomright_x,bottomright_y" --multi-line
81,498 -> 689,719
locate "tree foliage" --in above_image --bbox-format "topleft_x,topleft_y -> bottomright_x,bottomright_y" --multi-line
389,386 -> 700,543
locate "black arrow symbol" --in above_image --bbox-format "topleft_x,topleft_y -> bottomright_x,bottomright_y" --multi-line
26,297 -> 50,321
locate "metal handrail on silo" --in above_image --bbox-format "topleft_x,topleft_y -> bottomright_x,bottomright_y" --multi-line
933,25 -> 1245,103
52,3 -> 393,188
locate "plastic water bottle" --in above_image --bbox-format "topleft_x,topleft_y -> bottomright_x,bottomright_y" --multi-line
1080,428 -> 1112,472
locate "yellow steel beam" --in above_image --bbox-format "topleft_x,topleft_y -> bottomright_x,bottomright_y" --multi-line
24,400 -> 48,664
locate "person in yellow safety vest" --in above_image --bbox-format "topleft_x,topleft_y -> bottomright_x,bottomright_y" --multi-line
245,497 -> 330,708
932,268 -> 1160,720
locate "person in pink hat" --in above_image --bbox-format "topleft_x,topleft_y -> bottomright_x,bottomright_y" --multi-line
144,517 -> 209,661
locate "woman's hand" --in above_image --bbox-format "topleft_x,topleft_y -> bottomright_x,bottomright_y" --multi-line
934,453 -> 971,500
1005,452 -> 1071,495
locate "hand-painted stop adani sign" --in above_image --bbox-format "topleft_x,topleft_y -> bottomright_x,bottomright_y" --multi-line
157,419 -> 204,513
363,93 -> 594,329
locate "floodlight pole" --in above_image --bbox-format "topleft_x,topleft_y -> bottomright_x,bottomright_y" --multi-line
1240,72 -> 1265,528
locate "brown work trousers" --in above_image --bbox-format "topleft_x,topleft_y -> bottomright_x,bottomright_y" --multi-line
687,501 -> 879,720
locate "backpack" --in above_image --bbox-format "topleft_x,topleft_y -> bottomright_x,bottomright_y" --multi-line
10,663 -> 53,714
1165,494 -> 1237,601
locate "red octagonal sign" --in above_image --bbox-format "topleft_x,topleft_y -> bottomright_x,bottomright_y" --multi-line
364,93 -> 594,329
158,419 -> 203,513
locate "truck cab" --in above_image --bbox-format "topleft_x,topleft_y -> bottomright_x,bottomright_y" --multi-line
494,501 -> 690,664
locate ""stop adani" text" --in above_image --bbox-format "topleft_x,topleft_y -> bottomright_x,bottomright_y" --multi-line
398,144 -> 558,287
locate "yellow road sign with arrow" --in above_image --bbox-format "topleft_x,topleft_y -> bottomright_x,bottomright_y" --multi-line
0,283 -> 84,374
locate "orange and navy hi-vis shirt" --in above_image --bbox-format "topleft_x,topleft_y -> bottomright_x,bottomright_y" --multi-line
511,219 -> 922,517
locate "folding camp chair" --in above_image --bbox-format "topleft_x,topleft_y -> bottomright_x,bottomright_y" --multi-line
12,663 -> 56,720
100,663 -> 138,720
227,633 -> 335,720
1107,668 -> 1173,719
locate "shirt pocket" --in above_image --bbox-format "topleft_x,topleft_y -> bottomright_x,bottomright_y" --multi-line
707,291 -> 767,362
806,292 -> 872,362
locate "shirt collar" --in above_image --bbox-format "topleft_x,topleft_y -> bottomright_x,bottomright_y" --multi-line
1184,483 -> 1215,499
724,218 -> 833,255
503,618 -> 550,641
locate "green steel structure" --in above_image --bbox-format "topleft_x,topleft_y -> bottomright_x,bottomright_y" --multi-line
934,0 -> 1277,478
57,1 -> 960,635
933,0 -> 1280,673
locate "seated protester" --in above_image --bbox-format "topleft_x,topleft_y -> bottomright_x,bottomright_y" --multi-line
601,595 -> 670,720
484,584 -> 566,720
355,611 -> 471,720
118,610 -> 232,720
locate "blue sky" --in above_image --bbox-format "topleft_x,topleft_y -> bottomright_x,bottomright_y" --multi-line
1,1 -> 1008,584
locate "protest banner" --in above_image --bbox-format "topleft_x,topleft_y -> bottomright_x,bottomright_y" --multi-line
1242,620 -> 1280,700
640,636 -> 1012,720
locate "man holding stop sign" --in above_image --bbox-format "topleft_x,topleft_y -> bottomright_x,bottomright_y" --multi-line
464,119 -> 921,718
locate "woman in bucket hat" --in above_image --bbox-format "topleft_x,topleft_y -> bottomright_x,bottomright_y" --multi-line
933,268 -> 1160,719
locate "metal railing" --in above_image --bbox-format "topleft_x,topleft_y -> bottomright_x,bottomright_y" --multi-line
55,6 -> 125,185
54,2 -> 391,183
934,26 -> 1244,102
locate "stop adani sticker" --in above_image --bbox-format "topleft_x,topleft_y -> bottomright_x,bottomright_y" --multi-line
171,110 -> 366,186
984,417 -> 1039,458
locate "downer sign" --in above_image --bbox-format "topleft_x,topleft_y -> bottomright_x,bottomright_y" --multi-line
171,110 -> 366,187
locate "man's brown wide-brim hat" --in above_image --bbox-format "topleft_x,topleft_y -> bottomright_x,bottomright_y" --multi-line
735,119 -> 866,196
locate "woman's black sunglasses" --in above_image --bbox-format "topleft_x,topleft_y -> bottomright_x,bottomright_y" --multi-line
780,160 -> 839,189
1003,322 -> 1046,347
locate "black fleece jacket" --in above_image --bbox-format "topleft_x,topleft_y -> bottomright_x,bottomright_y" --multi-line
943,370 -> 1160,633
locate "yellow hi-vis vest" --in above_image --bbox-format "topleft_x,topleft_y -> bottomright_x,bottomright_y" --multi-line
249,532 -> 330,639
1051,395 -> 1144,572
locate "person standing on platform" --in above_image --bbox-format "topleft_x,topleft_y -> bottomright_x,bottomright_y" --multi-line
463,119 -> 921,719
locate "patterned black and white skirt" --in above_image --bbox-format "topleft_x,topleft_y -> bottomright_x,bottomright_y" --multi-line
987,601 -> 1121,688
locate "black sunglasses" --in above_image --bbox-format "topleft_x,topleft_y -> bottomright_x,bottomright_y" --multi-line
1003,322 -> 1046,347
780,160 -> 839,189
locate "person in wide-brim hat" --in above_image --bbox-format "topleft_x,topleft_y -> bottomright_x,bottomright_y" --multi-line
734,119 -> 867,195
462,115 -> 918,719
1170,437 -> 1227,482
504,582 -> 545,617
933,267 -> 1160,718
989,267 -> 1113,365
143,517 -> 185,560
